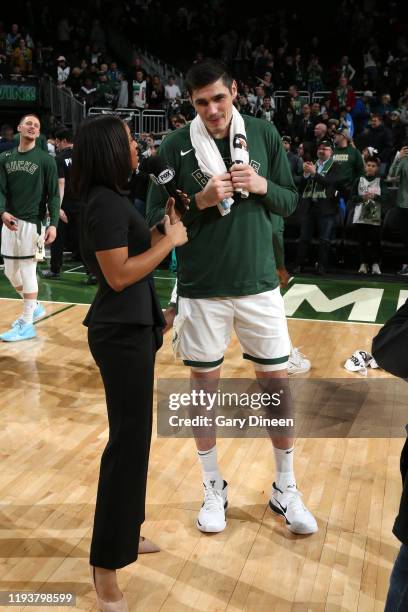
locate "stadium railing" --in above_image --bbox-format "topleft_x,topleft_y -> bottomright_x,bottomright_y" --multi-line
141,109 -> 168,133
273,91 -> 311,110
40,78 -> 86,132
87,107 -> 167,134
88,107 -> 142,133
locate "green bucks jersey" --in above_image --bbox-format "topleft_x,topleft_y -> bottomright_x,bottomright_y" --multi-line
146,115 -> 297,299
0,146 -> 60,229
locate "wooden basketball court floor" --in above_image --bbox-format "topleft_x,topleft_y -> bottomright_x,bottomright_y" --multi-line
0,295 -> 404,612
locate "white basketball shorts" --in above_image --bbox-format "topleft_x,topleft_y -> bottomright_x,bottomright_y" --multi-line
173,287 -> 290,372
1,218 -> 43,259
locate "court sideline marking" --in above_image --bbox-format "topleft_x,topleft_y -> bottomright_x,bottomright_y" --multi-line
0,297 -> 381,326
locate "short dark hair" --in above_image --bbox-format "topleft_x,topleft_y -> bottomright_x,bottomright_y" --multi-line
366,155 -> 380,165
19,113 -> 41,125
71,115 -> 131,199
185,59 -> 233,96
55,127 -> 73,142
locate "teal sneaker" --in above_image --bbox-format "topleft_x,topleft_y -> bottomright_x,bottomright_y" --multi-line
12,302 -> 45,327
0,320 -> 37,342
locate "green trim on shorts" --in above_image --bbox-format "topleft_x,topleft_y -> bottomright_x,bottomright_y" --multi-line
243,353 -> 289,365
183,356 -> 224,368
1,254 -> 36,259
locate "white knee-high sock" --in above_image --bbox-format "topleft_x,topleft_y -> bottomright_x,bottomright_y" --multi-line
274,445 -> 296,490
197,445 -> 223,488
21,299 -> 36,324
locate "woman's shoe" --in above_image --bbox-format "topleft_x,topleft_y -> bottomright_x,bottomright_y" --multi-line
138,536 -> 160,554
90,567 -> 128,612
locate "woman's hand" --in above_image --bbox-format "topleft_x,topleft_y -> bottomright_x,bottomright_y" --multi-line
164,215 -> 188,247
165,197 -> 180,224
165,192 -> 190,224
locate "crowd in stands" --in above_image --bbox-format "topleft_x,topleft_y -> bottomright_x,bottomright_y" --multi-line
1,1 -> 408,276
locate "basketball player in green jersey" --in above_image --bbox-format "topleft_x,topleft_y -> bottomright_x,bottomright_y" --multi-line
147,60 -> 317,536
0,114 -> 60,341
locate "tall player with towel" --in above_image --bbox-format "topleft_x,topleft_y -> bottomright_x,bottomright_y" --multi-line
147,60 -> 317,536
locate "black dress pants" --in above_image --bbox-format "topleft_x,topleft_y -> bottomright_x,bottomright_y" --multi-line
50,208 -> 81,273
87,322 -> 160,569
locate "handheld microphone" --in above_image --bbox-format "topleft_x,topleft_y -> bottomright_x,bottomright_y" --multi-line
232,133 -> 249,198
145,156 -> 188,216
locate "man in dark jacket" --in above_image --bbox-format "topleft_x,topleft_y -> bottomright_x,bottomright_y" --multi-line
294,103 -> 315,145
294,140 -> 341,274
363,113 -> 393,172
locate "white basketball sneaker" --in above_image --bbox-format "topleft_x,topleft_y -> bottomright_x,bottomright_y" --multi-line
287,347 -> 311,375
269,482 -> 318,534
196,479 -> 228,533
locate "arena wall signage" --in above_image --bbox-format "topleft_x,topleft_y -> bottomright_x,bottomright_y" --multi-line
0,81 -> 39,107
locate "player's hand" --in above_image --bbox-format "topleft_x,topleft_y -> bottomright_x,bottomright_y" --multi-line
196,173 -> 234,209
230,163 -> 267,195
277,267 -> 290,288
1,212 -> 18,231
163,306 -> 176,333
59,210 -> 68,223
44,225 -> 57,245
164,215 -> 188,247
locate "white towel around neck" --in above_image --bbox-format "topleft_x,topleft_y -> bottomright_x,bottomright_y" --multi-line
189,106 -> 249,215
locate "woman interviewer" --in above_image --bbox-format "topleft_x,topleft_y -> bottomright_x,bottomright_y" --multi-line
71,115 -> 188,611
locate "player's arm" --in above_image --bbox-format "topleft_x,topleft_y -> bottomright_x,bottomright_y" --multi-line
58,178 -> 68,223
55,155 -> 68,224
58,178 -> 65,203
44,157 -> 61,244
